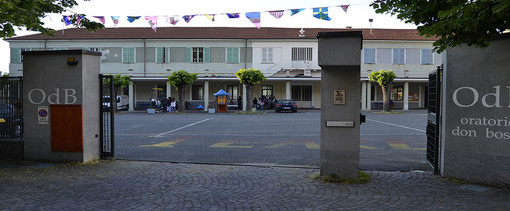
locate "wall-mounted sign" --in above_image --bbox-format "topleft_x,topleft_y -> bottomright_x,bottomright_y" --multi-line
334,90 -> 345,105
38,106 -> 49,125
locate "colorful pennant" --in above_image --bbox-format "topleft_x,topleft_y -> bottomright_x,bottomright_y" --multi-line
94,16 -> 106,24
76,16 -> 84,26
313,7 -> 331,21
145,16 -> 158,32
340,5 -> 350,13
127,16 -> 141,23
227,13 -> 240,18
111,16 -> 120,27
183,15 -> 195,23
205,14 -> 215,22
166,16 -> 179,25
290,9 -> 304,16
63,16 -> 71,26
246,12 -> 261,29
269,10 -> 285,19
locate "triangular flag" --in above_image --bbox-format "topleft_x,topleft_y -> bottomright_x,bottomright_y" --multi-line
205,14 -> 215,22
313,7 -> 331,21
246,12 -> 261,29
76,16 -> 84,26
94,16 -> 105,24
111,16 -> 120,27
290,9 -> 304,16
340,5 -> 350,13
227,13 -> 240,18
269,10 -> 285,19
127,16 -> 141,23
183,15 -> 195,23
166,16 -> 179,25
63,16 -> 71,26
145,16 -> 158,32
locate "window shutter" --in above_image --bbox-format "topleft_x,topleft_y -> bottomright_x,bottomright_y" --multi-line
10,48 -> 20,64
204,47 -> 210,63
185,47 -> 191,63
156,47 -> 163,63
122,48 -> 129,63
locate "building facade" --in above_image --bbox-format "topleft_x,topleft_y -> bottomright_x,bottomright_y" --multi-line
7,27 -> 440,111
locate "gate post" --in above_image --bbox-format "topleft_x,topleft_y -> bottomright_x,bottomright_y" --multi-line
317,31 -> 362,178
22,50 -> 101,163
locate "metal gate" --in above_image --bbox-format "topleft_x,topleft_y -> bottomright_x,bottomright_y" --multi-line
426,66 -> 442,174
0,77 -> 23,140
99,74 -> 115,158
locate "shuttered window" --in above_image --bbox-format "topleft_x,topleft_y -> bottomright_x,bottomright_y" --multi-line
291,48 -> 312,61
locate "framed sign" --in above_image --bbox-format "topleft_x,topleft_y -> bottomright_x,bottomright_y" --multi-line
334,90 -> 345,105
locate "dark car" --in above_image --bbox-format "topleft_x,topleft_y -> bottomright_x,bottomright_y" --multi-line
275,99 -> 297,113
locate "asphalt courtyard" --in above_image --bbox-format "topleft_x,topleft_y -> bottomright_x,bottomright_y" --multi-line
114,110 -> 430,171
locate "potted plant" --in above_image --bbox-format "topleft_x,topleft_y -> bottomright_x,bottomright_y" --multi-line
208,104 -> 216,113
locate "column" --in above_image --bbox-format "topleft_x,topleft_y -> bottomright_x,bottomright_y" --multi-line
286,80 -> 291,99
403,81 -> 409,110
204,80 -> 209,111
242,84 -> 247,111
128,81 -> 134,111
361,81 -> 367,110
166,82 -> 171,98
367,81 -> 372,110
418,85 -> 423,108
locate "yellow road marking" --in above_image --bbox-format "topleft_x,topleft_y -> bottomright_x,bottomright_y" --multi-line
385,139 -> 426,150
209,140 -> 253,148
140,137 -> 190,147
266,140 -> 320,149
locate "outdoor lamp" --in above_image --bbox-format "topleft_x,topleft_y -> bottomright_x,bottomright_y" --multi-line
67,57 -> 78,65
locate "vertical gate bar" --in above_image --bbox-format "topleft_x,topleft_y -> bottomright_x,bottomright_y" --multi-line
109,75 -> 115,157
99,74 -> 104,157
433,65 -> 442,174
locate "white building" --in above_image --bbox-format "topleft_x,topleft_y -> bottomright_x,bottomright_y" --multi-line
7,27 -> 440,111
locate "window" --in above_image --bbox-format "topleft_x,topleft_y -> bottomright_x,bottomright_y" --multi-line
392,87 -> 403,101
392,48 -> 405,64
19,48 -> 30,63
262,48 -> 273,63
226,47 -> 240,63
122,48 -> 135,63
226,85 -> 239,100
364,48 -> 376,64
261,85 -> 273,97
89,48 -> 101,52
192,85 -> 204,100
421,49 -> 433,65
156,47 -> 169,63
292,86 -> 312,101
193,47 -> 204,63
292,48 -> 312,61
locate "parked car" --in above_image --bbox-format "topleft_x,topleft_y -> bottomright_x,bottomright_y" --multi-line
103,95 -> 129,111
0,103 -> 21,137
275,99 -> 297,113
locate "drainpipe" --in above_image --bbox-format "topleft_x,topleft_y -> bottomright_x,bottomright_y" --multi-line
143,39 -> 147,77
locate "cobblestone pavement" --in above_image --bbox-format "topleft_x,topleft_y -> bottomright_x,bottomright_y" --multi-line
0,160 -> 508,210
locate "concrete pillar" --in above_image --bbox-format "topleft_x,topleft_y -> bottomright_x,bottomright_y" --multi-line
367,82 -> 372,110
129,81 -> 134,111
242,84 -> 247,111
204,80 -> 209,111
285,80 -> 291,99
361,81 -> 367,110
403,81 -> 409,110
166,82 -> 171,98
418,85 -> 423,108
318,31 -> 362,178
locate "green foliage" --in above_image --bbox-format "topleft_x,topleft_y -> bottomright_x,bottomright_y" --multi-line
167,70 -> 198,90
371,0 -> 510,52
1,73 -> 9,78
311,171 -> 371,184
235,68 -> 266,85
104,74 -> 131,89
0,0 -> 104,38
368,69 -> 396,87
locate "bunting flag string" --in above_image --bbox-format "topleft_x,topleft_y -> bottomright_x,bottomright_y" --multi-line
313,7 -> 331,21
111,16 -> 120,27
93,16 -> 105,24
71,4 -> 353,30
127,16 -> 141,23
76,16 -> 84,26
269,10 -> 284,19
145,16 -> 158,32
246,12 -> 261,29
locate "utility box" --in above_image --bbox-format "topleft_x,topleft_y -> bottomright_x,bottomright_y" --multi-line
317,31 -> 363,178
23,50 -> 101,163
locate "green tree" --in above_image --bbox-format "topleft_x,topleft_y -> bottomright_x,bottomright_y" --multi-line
371,0 -> 510,52
235,68 -> 266,111
104,74 -> 131,112
368,69 -> 396,112
0,0 -> 104,38
168,70 -> 198,112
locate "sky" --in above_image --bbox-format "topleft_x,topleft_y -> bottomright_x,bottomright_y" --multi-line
0,0 -> 417,74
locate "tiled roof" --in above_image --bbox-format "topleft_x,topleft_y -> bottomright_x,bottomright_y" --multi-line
7,27 -> 436,41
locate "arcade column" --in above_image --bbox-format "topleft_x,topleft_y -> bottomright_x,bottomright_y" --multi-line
23,50 -> 101,163
317,31 -> 363,178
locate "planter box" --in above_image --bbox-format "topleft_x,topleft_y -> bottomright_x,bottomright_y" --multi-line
147,108 -> 156,114
208,108 -> 215,113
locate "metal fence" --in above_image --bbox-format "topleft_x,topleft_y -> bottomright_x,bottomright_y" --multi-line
100,74 -> 115,158
0,77 -> 23,141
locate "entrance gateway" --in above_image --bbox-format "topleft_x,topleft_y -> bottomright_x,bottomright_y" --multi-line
22,50 -> 111,162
